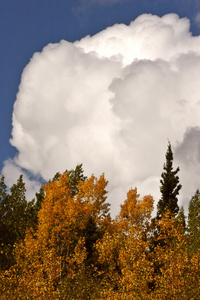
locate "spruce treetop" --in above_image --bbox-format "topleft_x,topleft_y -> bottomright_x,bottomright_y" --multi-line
157,142 -> 182,218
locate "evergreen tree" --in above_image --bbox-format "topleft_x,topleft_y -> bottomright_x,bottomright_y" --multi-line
66,163 -> 87,196
26,186 -> 45,232
188,189 -> 200,255
0,175 -> 28,269
0,175 -> 38,269
9,175 -> 28,241
157,142 -> 181,218
176,206 -> 186,230
0,175 -> 10,269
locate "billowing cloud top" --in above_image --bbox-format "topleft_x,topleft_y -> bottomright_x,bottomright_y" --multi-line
4,14 -> 200,216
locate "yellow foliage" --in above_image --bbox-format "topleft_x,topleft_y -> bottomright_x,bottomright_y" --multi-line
96,189 -> 154,299
0,172 -> 109,299
1,173 -> 200,299
118,188 -> 154,234
151,211 -> 198,300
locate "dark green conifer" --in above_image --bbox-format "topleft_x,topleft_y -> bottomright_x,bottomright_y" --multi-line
66,163 -> 87,196
0,175 -> 29,269
157,142 -> 182,218
176,206 -> 186,229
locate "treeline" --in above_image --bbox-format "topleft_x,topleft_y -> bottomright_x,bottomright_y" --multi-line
0,143 -> 200,299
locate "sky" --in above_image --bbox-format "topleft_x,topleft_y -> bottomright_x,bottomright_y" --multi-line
0,0 -> 200,217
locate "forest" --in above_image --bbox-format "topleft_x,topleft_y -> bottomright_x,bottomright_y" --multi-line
0,142 -> 200,299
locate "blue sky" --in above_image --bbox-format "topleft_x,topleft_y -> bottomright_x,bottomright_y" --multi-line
0,0 -> 200,215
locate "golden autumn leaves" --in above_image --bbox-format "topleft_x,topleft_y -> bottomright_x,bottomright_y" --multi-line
0,171 -> 200,299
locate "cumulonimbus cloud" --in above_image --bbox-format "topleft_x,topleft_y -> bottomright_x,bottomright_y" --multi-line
2,13 -> 200,216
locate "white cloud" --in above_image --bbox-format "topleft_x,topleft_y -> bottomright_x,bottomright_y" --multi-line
175,126 -> 200,214
76,13 -> 198,64
3,13 -> 200,217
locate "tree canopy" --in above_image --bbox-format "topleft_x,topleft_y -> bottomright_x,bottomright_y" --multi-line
0,159 -> 199,299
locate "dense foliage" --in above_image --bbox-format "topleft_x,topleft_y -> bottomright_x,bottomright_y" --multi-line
0,154 -> 199,299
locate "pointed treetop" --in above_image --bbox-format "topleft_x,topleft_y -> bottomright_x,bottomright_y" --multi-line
157,141 -> 182,218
